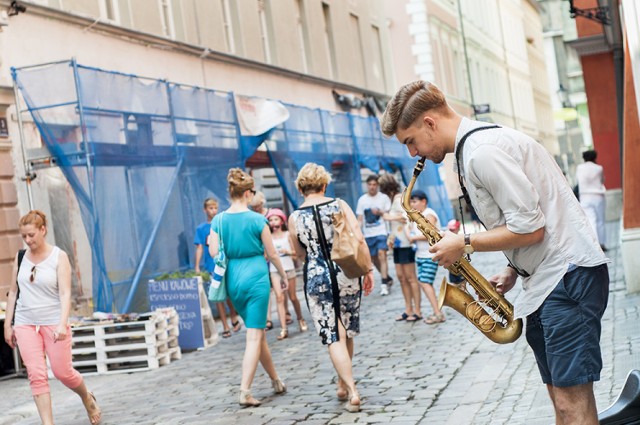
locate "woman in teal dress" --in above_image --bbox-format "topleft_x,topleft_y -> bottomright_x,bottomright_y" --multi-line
209,168 -> 289,407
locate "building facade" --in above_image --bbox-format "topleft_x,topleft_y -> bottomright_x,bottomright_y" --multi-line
0,0 -> 396,304
384,0 -> 559,207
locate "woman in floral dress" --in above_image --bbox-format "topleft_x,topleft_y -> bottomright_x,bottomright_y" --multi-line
289,163 -> 374,412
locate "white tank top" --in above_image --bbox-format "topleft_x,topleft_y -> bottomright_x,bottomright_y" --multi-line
269,232 -> 295,272
14,246 -> 63,326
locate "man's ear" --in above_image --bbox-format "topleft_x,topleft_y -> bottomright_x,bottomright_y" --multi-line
423,114 -> 436,130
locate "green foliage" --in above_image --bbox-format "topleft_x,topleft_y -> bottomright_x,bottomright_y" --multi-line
155,269 -> 211,282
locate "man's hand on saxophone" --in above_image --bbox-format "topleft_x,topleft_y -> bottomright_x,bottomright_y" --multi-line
488,267 -> 518,295
428,231 -> 465,268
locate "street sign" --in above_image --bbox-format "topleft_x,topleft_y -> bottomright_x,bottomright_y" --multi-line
148,277 -> 205,350
473,104 -> 491,115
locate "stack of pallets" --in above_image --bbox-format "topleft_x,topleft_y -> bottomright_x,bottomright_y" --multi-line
69,308 -> 181,375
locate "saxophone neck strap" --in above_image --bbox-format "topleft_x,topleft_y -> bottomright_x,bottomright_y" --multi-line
454,125 -> 500,203
454,125 -> 499,261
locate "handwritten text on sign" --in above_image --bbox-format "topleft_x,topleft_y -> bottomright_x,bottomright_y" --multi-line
148,278 -> 204,350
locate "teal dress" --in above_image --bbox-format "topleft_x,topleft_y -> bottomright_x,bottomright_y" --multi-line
211,210 -> 270,329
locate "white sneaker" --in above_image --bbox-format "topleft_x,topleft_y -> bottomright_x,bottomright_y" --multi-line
380,283 -> 389,296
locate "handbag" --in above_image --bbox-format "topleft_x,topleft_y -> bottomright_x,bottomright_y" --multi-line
330,199 -> 371,279
208,213 -> 228,302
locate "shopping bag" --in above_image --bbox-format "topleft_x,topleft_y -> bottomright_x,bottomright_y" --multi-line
208,213 -> 228,302
208,251 -> 227,302
331,201 -> 370,279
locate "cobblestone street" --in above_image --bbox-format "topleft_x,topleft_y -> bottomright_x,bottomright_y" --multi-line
0,222 -> 636,425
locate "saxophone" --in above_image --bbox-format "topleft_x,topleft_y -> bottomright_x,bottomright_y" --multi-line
401,157 -> 522,344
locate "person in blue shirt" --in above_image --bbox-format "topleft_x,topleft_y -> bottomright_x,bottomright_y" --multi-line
194,198 -> 241,338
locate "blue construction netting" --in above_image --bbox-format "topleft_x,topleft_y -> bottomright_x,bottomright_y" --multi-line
12,59 -> 453,314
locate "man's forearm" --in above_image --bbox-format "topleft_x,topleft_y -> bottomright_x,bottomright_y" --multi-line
470,225 -> 545,252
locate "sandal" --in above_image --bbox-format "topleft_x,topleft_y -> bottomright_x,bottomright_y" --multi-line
277,328 -> 289,340
265,320 -> 273,331
239,389 -> 261,407
84,392 -> 102,425
344,391 -> 361,413
222,330 -> 232,338
232,319 -> 242,332
424,313 -> 446,324
298,319 -> 308,332
406,314 -> 422,322
395,312 -> 409,322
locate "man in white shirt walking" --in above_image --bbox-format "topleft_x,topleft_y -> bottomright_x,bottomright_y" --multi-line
356,175 -> 392,295
576,150 -> 607,251
381,81 -> 609,425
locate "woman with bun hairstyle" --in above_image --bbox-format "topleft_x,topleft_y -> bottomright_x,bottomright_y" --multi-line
266,208 -> 307,340
3,210 -> 102,425
209,169 -> 289,407
289,163 -> 374,413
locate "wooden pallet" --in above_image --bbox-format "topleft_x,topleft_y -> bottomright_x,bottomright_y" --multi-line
67,308 -> 181,375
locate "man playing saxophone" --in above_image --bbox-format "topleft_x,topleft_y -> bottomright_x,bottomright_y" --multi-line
380,81 -> 609,425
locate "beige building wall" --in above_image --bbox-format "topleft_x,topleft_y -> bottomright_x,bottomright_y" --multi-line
29,0 -> 393,94
523,0 -> 559,154
384,0 -> 559,205
0,92 -> 23,301
0,0 -> 396,302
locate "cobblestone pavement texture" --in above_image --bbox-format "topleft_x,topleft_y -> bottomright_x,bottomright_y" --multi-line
0,221 -> 636,425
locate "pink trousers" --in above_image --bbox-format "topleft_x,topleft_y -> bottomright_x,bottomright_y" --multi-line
14,325 -> 83,396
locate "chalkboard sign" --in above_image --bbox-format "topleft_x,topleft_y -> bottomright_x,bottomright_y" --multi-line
148,278 -> 204,350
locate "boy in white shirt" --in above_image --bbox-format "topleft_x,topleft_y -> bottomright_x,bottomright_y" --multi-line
407,190 -> 445,324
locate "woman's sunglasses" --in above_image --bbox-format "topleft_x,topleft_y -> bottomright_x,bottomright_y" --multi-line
30,265 -> 36,283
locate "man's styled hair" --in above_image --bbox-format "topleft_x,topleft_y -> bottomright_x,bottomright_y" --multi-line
380,81 -> 449,137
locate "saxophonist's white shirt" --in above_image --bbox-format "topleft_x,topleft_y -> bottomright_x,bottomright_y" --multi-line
454,117 -> 609,319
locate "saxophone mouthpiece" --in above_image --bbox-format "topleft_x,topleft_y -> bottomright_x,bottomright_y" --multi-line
414,157 -> 426,177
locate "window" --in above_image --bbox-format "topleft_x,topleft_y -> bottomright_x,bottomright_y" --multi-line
221,0 -> 236,53
99,0 -> 119,23
371,24 -> 386,89
257,0 -> 276,64
295,0 -> 311,73
349,13 -> 366,85
322,2 -> 337,78
159,0 -> 175,39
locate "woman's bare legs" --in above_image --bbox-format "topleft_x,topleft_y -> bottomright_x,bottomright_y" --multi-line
400,263 -> 421,318
270,274 -> 288,333
395,264 -> 415,318
240,328 -> 283,404
33,393 -> 54,425
328,321 -> 360,408
227,299 -> 241,331
287,277 -> 304,320
217,301 -> 232,333
420,281 -> 442,317
336,328 -> 355,399
71,381 -> 102,424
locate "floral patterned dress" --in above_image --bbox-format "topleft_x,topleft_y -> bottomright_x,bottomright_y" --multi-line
290,199 -> 362,345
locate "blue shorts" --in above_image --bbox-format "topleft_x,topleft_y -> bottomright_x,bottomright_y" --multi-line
416,257 -> 438,284
525,264 -> 609,387
366,235 -> 388,256
393,247 -> 415,264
